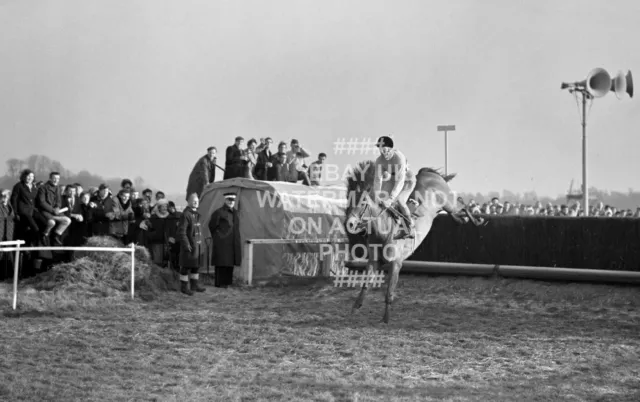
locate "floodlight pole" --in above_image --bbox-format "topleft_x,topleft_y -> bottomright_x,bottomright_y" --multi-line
437,125 -> 456,176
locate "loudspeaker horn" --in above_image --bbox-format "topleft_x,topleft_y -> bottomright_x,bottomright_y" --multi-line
561,67 -> 612,98
627,70 -> 634,98
610,70 -> 634,99
611,70 -> 626,99
585,68 -> 611,98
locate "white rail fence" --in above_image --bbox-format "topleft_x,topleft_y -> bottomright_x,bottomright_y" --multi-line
0,240 -> 136,310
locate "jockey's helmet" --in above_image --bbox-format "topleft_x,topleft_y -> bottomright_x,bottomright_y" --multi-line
375,136 -> 394,149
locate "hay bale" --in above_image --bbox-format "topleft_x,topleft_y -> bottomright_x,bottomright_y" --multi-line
75,236 -> 152,265
21,236 -> 180,302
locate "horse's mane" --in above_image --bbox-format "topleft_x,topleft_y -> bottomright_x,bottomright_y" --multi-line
418,167 -> 457,183
345,160 -> 376,195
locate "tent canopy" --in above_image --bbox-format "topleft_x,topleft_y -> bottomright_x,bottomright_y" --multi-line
197,178 -> 349,279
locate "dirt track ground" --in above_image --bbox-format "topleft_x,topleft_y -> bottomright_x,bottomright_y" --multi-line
1,274 -> 640,401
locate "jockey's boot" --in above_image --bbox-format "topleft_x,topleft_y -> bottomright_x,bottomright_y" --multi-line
394,202 -> 416,240
393,217 -> 415,240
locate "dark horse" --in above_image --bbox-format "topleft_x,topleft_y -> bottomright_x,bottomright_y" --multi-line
344,161 -> 482,323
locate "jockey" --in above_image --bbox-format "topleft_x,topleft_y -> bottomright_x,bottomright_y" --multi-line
372,135 -> 416,239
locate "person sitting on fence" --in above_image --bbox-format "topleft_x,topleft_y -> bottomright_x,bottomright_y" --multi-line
62,185 -> 83,223
61,184 -> 85,248
36,171 -> 71,246
10,169 -> 42,246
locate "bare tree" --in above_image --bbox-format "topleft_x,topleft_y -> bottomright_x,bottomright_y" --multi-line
25,154 -> 54,175
5,158 -> 24,178
134,176 -> 145,189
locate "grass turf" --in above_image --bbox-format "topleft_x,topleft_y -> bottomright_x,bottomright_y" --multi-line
1,267 -> 639,401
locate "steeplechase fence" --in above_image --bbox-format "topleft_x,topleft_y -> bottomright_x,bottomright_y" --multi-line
0,240 -> 136,310
241,238 -> 351,285
241,237 -> 640,286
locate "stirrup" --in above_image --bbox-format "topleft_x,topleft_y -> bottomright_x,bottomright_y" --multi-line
394,225 -> 415,240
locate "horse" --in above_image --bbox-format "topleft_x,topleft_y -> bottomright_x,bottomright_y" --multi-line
344,160 -> 483,323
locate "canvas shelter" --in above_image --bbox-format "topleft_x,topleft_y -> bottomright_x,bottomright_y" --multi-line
197,178 -> 349,280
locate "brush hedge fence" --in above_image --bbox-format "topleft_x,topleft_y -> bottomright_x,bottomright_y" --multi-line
410,215 -> 640,271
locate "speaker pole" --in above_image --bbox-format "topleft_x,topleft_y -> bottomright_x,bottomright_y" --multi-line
562,68 -> 632,216
581,90 -> 589,215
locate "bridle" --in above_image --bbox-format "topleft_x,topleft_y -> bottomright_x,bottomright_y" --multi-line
348,198 -> 392,234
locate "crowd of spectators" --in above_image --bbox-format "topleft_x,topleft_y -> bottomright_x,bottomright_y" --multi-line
466,198 -> 640,218
221,137 -> 326,185
1,170 -> 182,276
185,137 -> 328,202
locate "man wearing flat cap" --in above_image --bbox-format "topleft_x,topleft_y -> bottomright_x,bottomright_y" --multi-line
208,192 -> 242,288
89,183 -> 114,236
177,193 -> 205,295
372,135 -> 416,239
224,137 -> 248,180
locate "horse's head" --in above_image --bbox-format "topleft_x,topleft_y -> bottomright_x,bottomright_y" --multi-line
345,190 -> 374,235
344,160 -> 376,238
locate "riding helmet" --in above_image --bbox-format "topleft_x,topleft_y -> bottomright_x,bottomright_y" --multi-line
376,135 -> 394,148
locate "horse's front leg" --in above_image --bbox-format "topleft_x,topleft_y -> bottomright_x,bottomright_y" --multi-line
383,260 -> 402,324
351,257 -> 378,314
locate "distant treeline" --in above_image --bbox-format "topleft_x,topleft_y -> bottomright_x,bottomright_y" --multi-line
0,155 -> 198,205
1,154 -> 147,195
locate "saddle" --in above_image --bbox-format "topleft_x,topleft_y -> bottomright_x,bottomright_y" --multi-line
380,200 -> 415,240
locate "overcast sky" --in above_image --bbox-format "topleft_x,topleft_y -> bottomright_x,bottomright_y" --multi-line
1,0 -> 639,198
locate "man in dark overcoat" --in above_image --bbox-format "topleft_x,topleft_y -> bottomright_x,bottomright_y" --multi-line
223,137 -> 247,180
208,192 -> 242,288
185,146 -> 219,201
254,137 -> 273,180
177,193 -> 205,295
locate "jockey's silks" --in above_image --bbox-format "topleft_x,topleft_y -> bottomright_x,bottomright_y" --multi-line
372,149 -> 408,201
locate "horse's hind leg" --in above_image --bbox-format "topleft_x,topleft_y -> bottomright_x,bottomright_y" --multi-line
383,260 -> 402,324
352,258 -> 377,314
